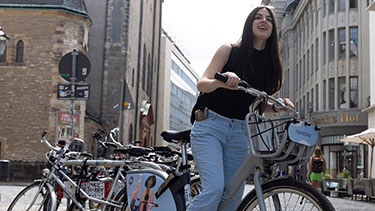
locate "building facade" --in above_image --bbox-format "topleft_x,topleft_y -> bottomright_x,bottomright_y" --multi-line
0,0 -> 91,180
271,0 -> 372,178
85,0 -> 163,147
156,31 -> 199,145
365,0 -> 375,178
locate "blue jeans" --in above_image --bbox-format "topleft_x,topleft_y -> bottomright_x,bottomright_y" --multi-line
187,109 -> 249,211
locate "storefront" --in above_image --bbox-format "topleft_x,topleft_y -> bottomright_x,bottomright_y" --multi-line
311,110 -> 368,178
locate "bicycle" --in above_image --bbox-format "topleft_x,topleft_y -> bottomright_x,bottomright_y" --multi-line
7,132 -> 163,211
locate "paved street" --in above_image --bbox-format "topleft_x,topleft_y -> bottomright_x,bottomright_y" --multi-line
1,183 -> 375,210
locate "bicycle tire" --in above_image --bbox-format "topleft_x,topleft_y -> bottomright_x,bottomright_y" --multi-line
111,187 -> 128,211
237,176 -> 335,211
7,180 -> 56,211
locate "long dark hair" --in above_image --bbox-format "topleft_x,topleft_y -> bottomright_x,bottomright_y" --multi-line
238,5 -> 282,95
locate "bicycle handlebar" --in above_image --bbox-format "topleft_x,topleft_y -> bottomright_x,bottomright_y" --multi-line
214,73 -> 297,115
40,131 -> 60,152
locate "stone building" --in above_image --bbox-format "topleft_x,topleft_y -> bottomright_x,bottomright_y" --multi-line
0,0 -> 91,180
85,0 -> 163,147
268,0 -> 372,178
156,30 -> 199,146
365,0 -> 375,177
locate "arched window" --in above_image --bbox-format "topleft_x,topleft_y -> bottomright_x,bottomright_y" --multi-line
16,40 -> 24,63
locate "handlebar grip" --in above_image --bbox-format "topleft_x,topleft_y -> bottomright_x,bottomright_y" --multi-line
214,72 -> 251,88
41,131 -> 47,138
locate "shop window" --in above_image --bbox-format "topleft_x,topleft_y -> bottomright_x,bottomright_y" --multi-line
0,46 -> 6,62
350,76 -> 358,108
16,40 -> 24,63
329,78 -> 335,110
338,28 -> 346,59
338,77 -> 346,109
349,27 -> 358,58
329,30 -> 335,61
350,0 -> 358,8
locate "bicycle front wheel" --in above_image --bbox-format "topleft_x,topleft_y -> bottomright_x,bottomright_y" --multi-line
7,180 -> 56,211
237,176 -> 335,211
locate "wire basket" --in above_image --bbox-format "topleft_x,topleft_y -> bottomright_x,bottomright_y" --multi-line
246,112 -> 319,166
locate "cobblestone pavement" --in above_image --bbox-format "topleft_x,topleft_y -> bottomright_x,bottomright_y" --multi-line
1,183 -> 375,210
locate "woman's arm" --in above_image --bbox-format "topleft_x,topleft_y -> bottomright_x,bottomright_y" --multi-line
306,157 -> 312,178
197,44 -> 239,93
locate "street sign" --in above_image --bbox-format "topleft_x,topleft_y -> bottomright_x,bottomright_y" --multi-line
57,83 -> 90,100
58,50 -> 91,82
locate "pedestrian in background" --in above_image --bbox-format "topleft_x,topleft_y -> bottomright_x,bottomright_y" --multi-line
188,5 -> 294,211
307,146 -> 326,192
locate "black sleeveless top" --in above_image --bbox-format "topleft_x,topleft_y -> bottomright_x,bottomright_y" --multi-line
207,45 -> 273,120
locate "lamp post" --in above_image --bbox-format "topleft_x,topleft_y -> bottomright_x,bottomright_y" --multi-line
0,26 -> 9,57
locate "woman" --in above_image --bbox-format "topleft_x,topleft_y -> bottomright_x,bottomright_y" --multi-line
307,146 -> 326,192
188,5 -> 294,211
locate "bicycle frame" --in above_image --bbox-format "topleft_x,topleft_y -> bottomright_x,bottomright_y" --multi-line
58,159 -> 163,210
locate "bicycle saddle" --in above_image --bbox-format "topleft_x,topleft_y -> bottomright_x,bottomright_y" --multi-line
161,130 -> 191,143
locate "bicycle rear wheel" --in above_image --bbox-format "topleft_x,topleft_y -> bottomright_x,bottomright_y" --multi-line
7,180 -> 56,211
237,176 -> 335,211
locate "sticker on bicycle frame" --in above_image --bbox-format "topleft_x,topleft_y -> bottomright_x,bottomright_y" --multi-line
127,173 -> 177,211
287,121 -> 318,146
56,180 -> 125,199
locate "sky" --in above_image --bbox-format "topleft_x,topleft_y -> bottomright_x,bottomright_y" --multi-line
162,0 -> 262,77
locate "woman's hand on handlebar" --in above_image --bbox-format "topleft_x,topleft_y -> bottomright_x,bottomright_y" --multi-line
221,72 -> 241,90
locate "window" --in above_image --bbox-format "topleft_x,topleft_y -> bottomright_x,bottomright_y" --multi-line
142,46 -> 146,91
349,27 -> 358,57
323,0 -> 326,17
323,32 -> 327,64
323,80 -> 327,110
128,124 -> 133,144
329,30 -> 335,61
339,0 -> 346,11
0,46 -> 6,62
296,64 -> 299,89
307,92 -> 310,113
338,28 -> 346,59
350,0 -> 357,8
329,78 -> 335,110
329,0 -> 335,13
311,89 -> 314,112
350,76 -> 358,107
132,68 -> 135,87
16,40 -> 24,63
307,50 -> 310,78
303,56 -> 306,82
315,38 -> 319,69
338,77 -> 346,109
315,84 -> 319,111
311,45 -> 314,72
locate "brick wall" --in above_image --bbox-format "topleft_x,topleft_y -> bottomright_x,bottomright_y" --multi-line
0,8 -> 91,180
